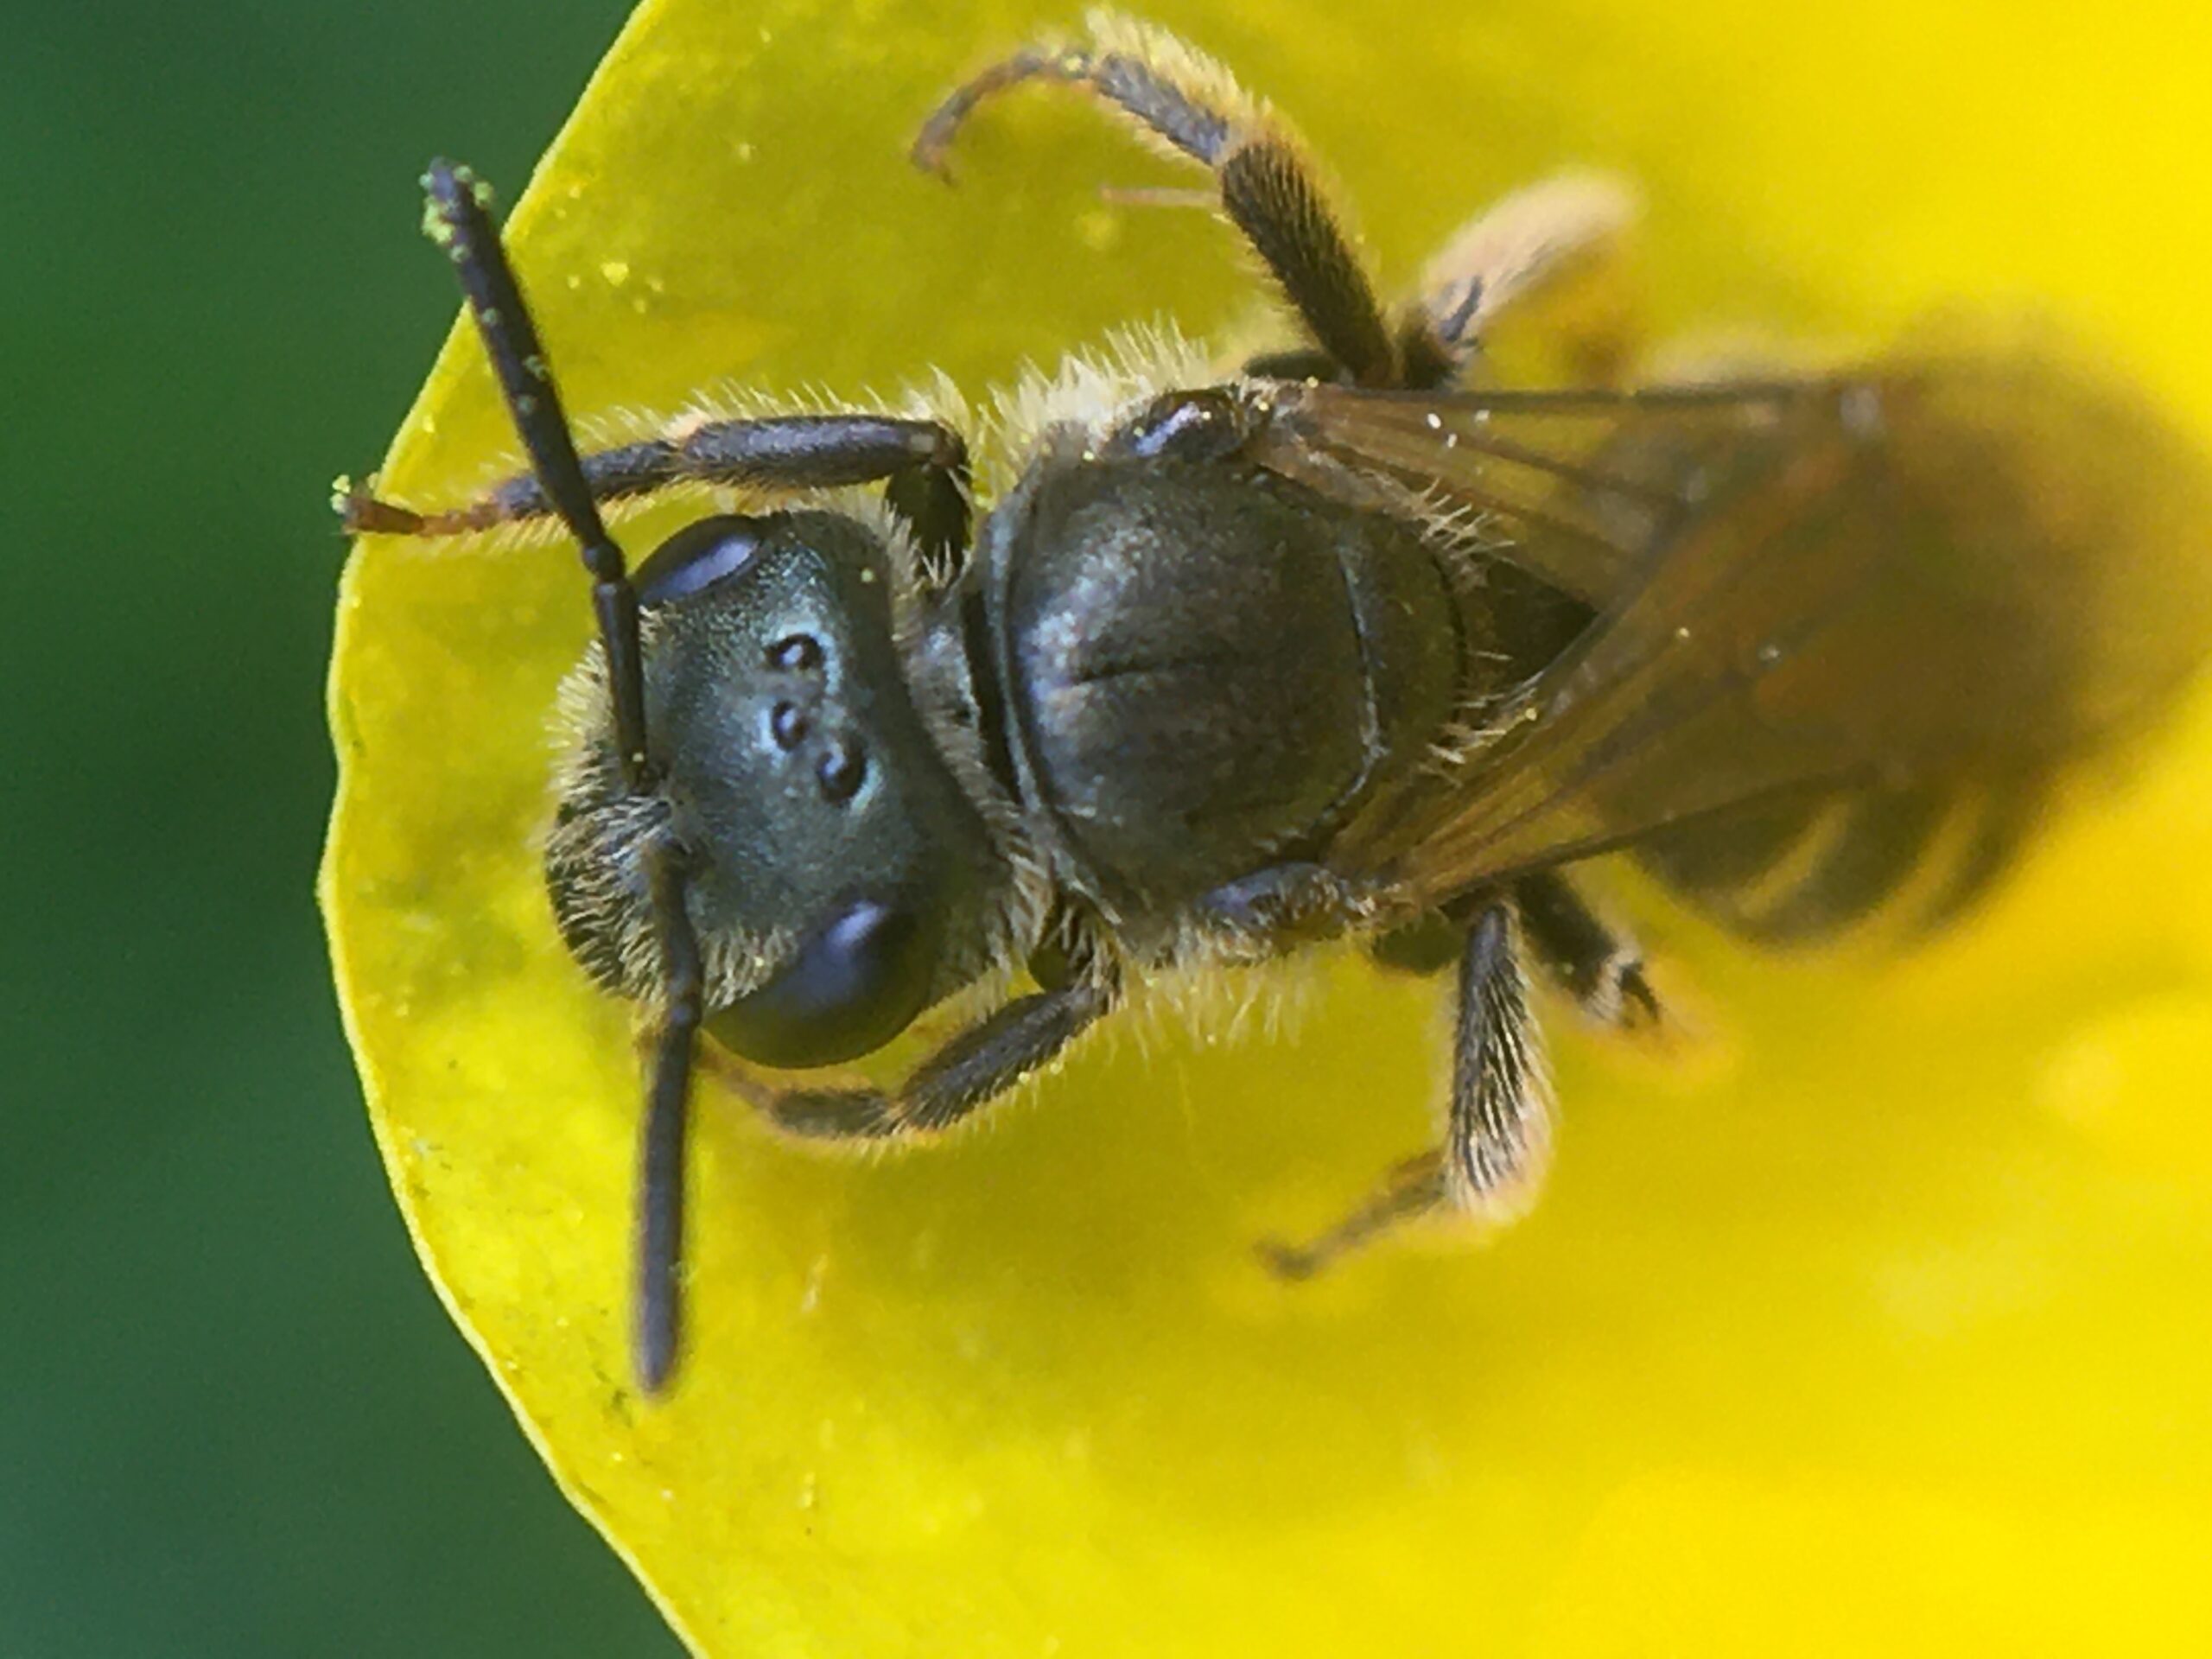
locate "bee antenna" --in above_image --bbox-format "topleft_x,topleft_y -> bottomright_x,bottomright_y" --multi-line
421,159 -> 652,791
636,846 -> 703,1395
423,162 -> 696,1393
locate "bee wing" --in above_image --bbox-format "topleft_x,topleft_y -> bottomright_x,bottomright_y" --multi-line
1254,376 -> 1847,609
1263,363 -> 2212,906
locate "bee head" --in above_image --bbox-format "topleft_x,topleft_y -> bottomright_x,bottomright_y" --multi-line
406,159 -> 1004,1395
546,508 -> 1004,1068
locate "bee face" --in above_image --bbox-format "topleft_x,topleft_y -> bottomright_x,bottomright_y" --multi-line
547,510 -> 1008,1069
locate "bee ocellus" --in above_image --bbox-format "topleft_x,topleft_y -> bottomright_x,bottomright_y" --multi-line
340,12 -> 2212,1394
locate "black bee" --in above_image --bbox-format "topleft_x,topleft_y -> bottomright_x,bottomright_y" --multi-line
341,15 -> 2212,1394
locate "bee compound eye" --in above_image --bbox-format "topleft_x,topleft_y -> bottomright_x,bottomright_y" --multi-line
706,896 -> 938,1069
632,514 -> 768,607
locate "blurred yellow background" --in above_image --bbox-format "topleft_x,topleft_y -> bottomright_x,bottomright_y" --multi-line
328,2 -> 2212,1654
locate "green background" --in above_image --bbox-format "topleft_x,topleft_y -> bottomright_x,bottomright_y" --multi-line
3,1 -> 679,1651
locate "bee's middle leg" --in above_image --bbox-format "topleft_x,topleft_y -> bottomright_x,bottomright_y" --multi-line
1264,895 -> 1550,1278
1372,870 -> 1659,1029
1190,862 -> 1363,955
1408,172 -> 1643,385
1512,869 -> 1661,1029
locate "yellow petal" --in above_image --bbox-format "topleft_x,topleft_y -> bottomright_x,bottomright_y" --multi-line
325,1 -> 2212,1653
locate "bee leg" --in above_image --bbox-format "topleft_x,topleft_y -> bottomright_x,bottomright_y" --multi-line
1255,1151 -> 1452,1281
730,975 -> 1120,1143
338,411 -> 974,575
1911,785 -> 2042,935
1511,869 -> 1661,1030
1366,911 -> 1464,976
1190,862 -> 1358,957
1239,346 -> 1352,385
913,15 -> 1399,387
1262,896 -> 1550,1277
1404,172 -> 1642,385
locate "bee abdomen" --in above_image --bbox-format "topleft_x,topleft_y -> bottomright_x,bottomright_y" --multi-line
1634,778 -> 2049,945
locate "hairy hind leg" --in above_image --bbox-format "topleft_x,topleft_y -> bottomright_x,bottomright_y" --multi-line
1247,176 -> 1642,390
915,14 -> 1402,386
1412,172 -> 1643,386
1263,896 -> 1551,1277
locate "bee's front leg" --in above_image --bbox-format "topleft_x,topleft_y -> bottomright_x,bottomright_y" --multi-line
1263,895 -> 1551,1278
339,410 -> 974,575
724,974 -> 1120,1142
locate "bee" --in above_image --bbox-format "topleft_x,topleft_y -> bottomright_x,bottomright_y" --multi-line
341,14 -> 2212,1395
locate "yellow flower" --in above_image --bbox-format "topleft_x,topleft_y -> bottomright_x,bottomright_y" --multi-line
325,1 -> 2212,1652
